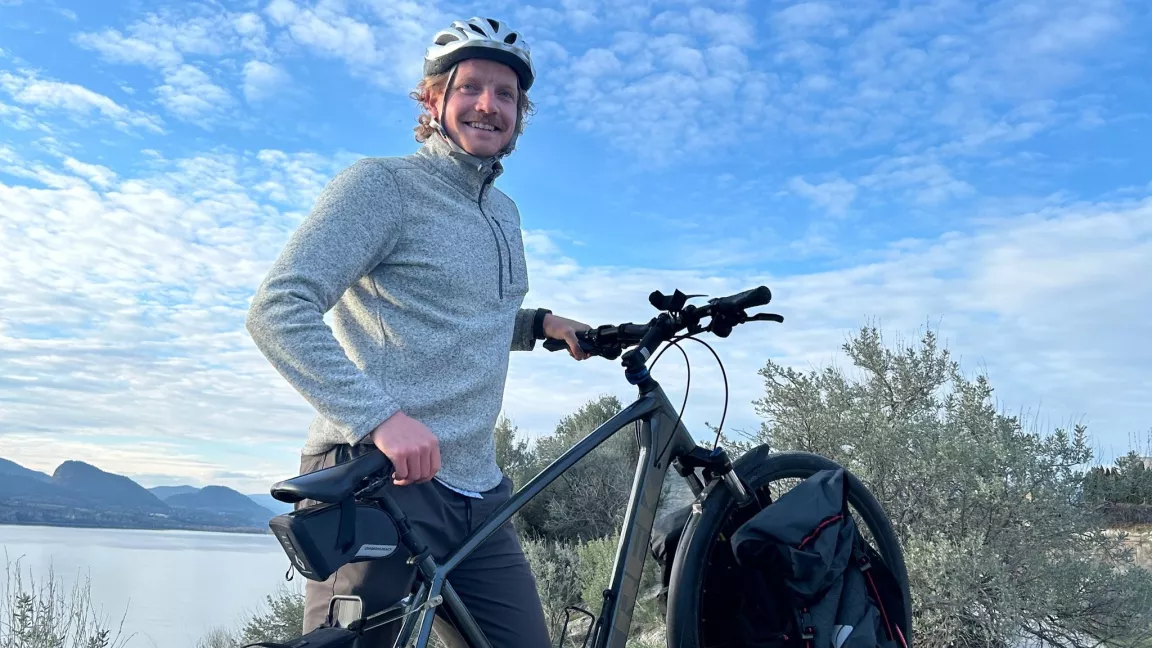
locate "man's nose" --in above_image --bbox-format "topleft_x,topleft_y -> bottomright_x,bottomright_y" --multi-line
474,87 -> 497,112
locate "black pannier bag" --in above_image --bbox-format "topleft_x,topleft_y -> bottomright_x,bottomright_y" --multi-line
648,466 -> 909,648
648,503 -> 693,615
730,468 -> 908,648
269,496 -> 415,583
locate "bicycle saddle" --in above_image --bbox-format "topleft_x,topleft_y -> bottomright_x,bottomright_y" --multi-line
270,449 -> 392,505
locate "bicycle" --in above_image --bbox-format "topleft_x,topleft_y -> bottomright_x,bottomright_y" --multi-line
263,285 -> 911,648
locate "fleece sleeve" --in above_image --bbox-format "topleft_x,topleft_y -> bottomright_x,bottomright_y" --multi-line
511,307 -> 540,351
245,159 -> 404,445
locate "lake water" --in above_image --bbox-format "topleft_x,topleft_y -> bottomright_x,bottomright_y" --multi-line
1,524 -> 297,648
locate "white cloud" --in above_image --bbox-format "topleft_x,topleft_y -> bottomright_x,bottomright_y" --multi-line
535,0 -> 1139,168
789,175 -> 858,216
263,0 -> 442,90
74,10 -> 257,125
775,2 -> 838,29
74,28 -> 185,67
154,63 -> 232,122
858,155 -> 974,205
0,98 -> 44,131
267,0 -> 378,66
233,12 -> 271,57
0,69 -> 164,133
242,60 -> 290,102
62,157 -> 117,187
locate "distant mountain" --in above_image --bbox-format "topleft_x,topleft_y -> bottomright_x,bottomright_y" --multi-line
0,457 -> 52,482
167,485 -> 273,524
0,473 -> 83,504
0,457 -> 271,534
149,484 -> 292,517
52,460 -> 168,511
246,493 -> 295,516
150,485 -> 200,500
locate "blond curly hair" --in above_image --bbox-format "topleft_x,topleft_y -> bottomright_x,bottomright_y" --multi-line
409,70 -> 536,143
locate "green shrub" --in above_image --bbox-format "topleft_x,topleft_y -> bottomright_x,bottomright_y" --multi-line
520,537 -> 583,642
744,325 -> 1152,647
1,557 -> 131,648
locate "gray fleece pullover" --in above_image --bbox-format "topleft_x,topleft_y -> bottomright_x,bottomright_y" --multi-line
246,134 -> 541,493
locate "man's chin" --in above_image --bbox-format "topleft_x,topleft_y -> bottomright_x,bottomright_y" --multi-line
458,137 -> 509,158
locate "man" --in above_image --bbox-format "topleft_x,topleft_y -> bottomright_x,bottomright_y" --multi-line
245,16 -> 587,647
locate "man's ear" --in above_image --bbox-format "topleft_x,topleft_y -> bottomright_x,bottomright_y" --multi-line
424,90 -> 440,116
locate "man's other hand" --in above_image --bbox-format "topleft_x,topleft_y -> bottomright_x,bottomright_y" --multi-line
543,313 -> 592,361
370,411 -> 441,485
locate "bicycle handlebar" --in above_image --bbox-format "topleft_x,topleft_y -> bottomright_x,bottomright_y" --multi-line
541,286 -> 783,365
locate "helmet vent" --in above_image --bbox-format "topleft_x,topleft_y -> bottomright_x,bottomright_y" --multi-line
486,18 -> 500,31
468,22 -> 486,35
504,33 -> 517,44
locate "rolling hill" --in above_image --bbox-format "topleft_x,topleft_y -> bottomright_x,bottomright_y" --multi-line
52,460 -> 168,511
0,457 -> 281,533
149,485 -> 200,500
166,485 -> 273,524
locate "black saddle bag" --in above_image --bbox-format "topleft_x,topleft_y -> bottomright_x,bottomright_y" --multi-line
269,496 -> 415,583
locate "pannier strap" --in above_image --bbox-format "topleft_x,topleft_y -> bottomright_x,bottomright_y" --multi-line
852,544 -> 907,648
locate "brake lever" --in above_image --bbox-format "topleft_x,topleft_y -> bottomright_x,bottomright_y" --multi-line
745,313 -> 785,323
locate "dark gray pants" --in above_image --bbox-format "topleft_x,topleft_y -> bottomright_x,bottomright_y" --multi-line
296,445 -> 552,648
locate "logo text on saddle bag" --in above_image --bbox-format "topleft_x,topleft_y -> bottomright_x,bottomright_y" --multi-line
355,543 -> 398,558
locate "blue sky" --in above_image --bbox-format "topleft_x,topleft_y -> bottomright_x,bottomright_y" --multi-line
1,0 -> 1150,493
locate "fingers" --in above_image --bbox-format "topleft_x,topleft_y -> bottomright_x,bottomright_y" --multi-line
564,330 -> 589,361
417,447 -> 432,484
392,454 -> 411,486
373,414 -> 441,486
395,443 -> 439,486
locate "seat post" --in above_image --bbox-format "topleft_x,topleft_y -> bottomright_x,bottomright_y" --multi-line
369,487 -> 437,577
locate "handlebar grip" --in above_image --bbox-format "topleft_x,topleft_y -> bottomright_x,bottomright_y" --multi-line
543,338 -> 569,352
713,286 -> 772,311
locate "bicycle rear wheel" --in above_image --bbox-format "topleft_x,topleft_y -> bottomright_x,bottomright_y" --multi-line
665,446 -> 911,648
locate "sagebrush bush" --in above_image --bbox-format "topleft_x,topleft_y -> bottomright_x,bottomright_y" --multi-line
739,325 -> 1152,647
1,557 -> 131,648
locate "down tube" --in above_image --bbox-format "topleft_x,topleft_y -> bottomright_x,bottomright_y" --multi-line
598,387 -> 699,648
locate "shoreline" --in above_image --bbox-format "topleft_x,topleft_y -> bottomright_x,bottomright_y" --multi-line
0,519 -> 273,536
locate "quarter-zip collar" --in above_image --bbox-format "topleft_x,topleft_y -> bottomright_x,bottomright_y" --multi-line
413,132 -> 504,200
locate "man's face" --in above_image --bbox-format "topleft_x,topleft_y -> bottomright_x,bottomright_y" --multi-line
432,58 -> 520,158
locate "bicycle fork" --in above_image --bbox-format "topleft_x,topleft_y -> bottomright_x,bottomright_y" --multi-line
673,445 -> 753,506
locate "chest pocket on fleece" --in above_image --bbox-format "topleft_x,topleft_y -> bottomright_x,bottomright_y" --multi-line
490,212 -> 529,297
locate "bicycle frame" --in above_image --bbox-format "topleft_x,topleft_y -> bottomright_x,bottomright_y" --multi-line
368,377 -> 709,648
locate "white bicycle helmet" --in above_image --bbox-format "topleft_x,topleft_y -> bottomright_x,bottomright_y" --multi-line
424,17 -> 535,91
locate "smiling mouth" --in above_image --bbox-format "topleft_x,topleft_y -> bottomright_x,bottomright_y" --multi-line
465,121 -> 500,132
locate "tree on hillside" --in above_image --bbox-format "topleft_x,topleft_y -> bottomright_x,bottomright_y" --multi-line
497,395 -> 642,542
741,325 -> 1152,647
493,414 -> 534,491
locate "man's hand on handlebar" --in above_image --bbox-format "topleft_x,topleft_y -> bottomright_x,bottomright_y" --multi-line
370,411 -> 441,486
540,286 -> 783,362
541,312 -> 592,361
